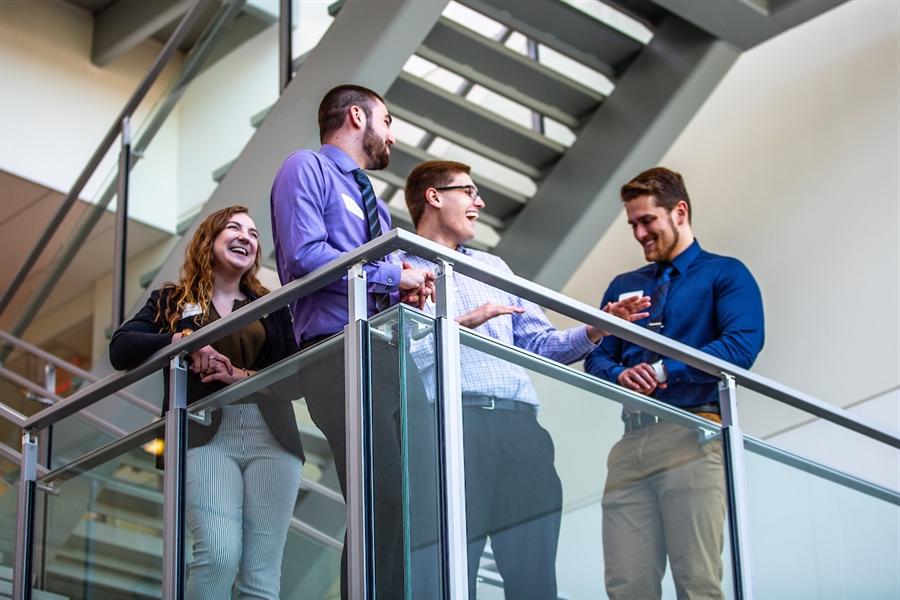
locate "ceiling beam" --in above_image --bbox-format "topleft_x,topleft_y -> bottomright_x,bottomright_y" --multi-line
650,0 -> 847,50
143,0 -> 449,299
92,0 -> 194,66
493,15 -> 740,289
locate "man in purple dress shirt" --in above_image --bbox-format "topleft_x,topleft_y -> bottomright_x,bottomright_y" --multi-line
270,84 -> 435,599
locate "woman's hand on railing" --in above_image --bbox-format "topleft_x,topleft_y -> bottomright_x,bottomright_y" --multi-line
187,345 -> 234,379
199,359 -> 253,385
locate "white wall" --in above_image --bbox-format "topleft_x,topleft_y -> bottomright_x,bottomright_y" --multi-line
0,0 -> 183,232
562,0 -> 899,465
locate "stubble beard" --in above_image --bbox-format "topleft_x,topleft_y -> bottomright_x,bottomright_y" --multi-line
646,213 -> 680,263
362,124 -> 390,170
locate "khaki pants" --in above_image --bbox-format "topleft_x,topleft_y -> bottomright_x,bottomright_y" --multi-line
602,421 -> 726,600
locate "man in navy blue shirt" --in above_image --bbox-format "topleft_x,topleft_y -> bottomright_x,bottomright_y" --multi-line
585,167 -> 764,600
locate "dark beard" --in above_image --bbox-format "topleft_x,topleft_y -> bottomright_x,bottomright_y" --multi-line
362,124 -> 390,170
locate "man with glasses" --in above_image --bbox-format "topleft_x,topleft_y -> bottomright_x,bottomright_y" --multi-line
400,160 -> 649,599
585,167 -> 765,600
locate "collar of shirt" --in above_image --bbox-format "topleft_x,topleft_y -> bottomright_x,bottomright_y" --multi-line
662,238 -> 702,277
319,143 -> 361,175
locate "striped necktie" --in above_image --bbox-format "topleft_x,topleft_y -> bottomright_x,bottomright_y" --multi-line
642,263 -> 675,364
352,169 -> 383,242
647,263 -> 674,333
352,169 -> 390,312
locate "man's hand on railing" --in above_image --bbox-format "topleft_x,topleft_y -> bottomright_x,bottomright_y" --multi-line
457,302 -> 525,329
585,295 -> 652,343
399,262 -> 436,309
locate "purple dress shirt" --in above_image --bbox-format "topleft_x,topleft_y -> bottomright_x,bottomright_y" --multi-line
271,144 -> 401,343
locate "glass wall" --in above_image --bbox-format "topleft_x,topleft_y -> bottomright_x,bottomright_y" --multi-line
457,327 -> 734,599
744,438 -> 900,599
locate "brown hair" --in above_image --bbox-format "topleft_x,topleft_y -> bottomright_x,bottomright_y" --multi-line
156,205 -> 268,332
318,84 -> 386,143
404,160 -> 472,227
621,167 -> 692,222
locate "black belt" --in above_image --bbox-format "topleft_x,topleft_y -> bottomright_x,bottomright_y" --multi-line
462,395 -> 536,415
623,402 -> 720,433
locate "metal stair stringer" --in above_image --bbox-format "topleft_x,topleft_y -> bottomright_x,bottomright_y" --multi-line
493,14 -> 741,289
142,0 -> 450,300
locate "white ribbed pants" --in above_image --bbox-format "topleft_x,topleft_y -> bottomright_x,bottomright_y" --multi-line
184,404 -> 303,600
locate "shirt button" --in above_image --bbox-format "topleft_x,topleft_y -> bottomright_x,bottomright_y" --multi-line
387,277 -> 393,284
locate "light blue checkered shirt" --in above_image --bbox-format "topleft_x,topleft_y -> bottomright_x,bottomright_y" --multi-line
399,247 -> 597,407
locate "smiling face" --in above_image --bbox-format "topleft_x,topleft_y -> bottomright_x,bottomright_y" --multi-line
428,172 -> 484,247
625,194 -> 691,263
211,212 -> 259,277
361,99 -> 395,170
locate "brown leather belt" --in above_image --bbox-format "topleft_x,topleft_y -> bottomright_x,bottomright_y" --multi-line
623,403 -> 720,433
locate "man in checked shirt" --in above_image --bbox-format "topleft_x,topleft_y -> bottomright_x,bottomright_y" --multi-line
400,161 -> 650,600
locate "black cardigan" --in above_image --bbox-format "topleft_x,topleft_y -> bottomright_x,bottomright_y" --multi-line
109,289 -> 305,462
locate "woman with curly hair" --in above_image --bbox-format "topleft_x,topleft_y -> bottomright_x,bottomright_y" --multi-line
110,205 -> 304,599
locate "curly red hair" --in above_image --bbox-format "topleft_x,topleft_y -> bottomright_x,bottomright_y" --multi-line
156,205 -> 268,331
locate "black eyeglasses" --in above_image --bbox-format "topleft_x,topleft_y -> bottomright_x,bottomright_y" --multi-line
435,184 -> 481,200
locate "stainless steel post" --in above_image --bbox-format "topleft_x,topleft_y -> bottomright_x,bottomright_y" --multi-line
35,365 -> 55,589
278,0 -> 293,92
111,116 -> 132,330
434,259 -> 469,600
162,354 -> 188,600
12,430 -> 38,599
345,262 -> 372,599
719,373 -> 755,599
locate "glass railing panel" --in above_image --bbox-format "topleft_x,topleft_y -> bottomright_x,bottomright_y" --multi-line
737,385 -> 900,492
0,334 -> 161,471
369,306 -> 443,599
183,330 -> 344,599
457,328 -> 734,600
45,372 -> 163,472
744,437 -> 900,598
31,421 -> 165,600
0,455 -> 18,573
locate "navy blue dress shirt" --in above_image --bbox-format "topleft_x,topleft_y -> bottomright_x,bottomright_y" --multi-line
584,240 -> 765,409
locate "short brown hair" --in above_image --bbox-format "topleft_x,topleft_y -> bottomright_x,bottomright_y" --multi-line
318,84 -> 386,142
405,160 -> 472,227
621,167 -> 692,222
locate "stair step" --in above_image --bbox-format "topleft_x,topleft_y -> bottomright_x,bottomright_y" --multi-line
0,565 -> 70,599
419,18 -> 604,127
458,0 -> 644,76
387,73 -> 564,175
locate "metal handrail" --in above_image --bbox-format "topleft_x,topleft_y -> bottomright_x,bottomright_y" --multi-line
0,329 -> 158,416
290,517 -> 343,552
0,441 -> 50,480
0,0 -> 213,320
0,366 -> 126,439
1,0 -> 247,348
18,229 -> 900,451
0,402 -> 27,429
743,437 -> 900,506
